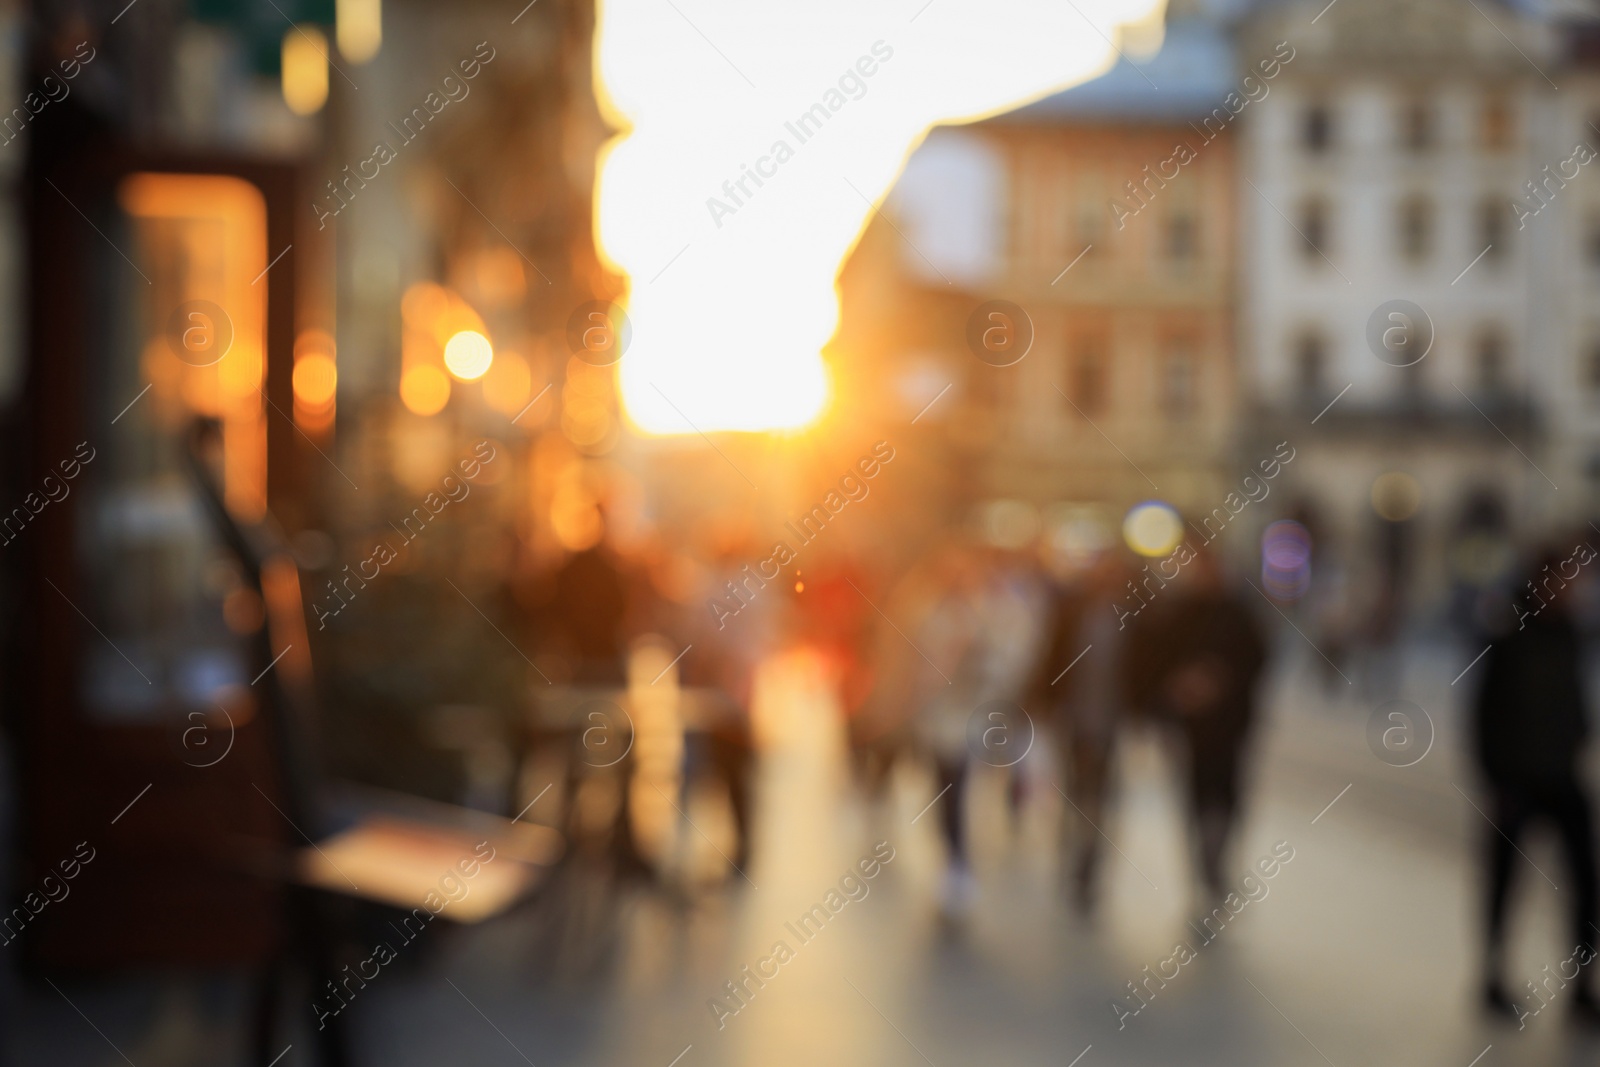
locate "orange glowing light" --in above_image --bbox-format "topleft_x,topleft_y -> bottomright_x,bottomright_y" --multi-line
400,364 -> 451,415
593,0 -> 1164,434
444,330 -> 494,381
293,353 -> 338,407
402,281 -> 451,329
471,246 -> 527,308
118,173 -> 268,520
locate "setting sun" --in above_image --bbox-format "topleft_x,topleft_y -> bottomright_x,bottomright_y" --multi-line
593,0 -> 1165,434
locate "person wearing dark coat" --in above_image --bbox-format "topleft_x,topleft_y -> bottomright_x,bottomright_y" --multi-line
550,542 -> 631,683
1036,552 -> 1130,913
1472,552 -> 1600,1022
1124,545 -> 1266,896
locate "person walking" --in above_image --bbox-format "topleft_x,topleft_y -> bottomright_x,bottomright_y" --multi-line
1126,545 -> 1266,897
1039,551 -> 1129,914
1473,550 -> 1600,1023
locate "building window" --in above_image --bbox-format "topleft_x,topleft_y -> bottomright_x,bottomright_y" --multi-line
1481,95 -> 1513,150
1401,99 -> 1434,151
1478,198 -> 1507,262
1296,331 -> 1326,397
1075,177 -> 1107,252
1166,211 -> 1198,263
1161,341 -> 1197,417
1298,197 -> 1329,262
1303,103 -> 1332,153
1068,336 -> 1108,416
1475,330 -> 1509,396
1398,195 -> 1432,262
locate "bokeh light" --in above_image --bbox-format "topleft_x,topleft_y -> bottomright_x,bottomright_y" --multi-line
1262,520 -> 1312,601
281,28 -> 330,116
471,247 -> 527,308
1371,471 -> 1422,521
400,364 -> 450,416
292,353 -> 338,407
336,0 -> 382,64
1123,501 -> 1184,558
444,330 -> 494,381
402,281 -> 451,329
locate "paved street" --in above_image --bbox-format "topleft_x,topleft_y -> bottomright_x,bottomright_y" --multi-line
10,640 -> 1599,1066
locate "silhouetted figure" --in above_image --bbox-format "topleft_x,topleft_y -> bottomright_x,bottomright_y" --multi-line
550,540 -> 630,683
1473,552 -> 1600,1023
911,546 -> 987,917
1127,546 -> 1266,895
1040,552 -> 1129,914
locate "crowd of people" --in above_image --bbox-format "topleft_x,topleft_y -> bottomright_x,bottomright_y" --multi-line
530,502 -> 1600,1025
850,536 -> 1268,919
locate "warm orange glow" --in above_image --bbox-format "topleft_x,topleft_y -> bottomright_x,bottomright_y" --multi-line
402,281 -> 451,330
472,246 -> 527,308
593,0 -> 1164,434
282,28 -> 330,115
400,364 -> 451,416
293,329 -> 337,433
436,301 -> 486,346
550,464 -> 604,551
483,350 -> 532,416
562,357 -> 614,450
294,353 -> 338,407
119,173 -> 268,520
444,330 -> 494,381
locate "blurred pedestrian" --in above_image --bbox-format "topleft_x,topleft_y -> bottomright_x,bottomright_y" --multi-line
1038,550 -> 1129,914
1472,550 -> 1600,1023
546,514 -> 632,683
908,543 -> 987,917
910,541 -> 1049,918
1126,544 -> 1267,896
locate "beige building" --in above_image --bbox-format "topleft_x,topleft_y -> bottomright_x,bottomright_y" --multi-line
833,14 -> 1246,554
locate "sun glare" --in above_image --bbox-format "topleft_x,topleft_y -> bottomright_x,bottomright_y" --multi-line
593,0 -> 1165,435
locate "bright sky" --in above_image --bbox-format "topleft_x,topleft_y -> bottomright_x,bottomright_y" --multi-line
594,0 -> 1167,434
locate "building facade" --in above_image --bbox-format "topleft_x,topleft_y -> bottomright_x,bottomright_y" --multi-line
1235,0 -> 1589,624
835,16 -> 1245,557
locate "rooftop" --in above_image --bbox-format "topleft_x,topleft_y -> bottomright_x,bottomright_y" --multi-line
989,18 -> 1239,126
